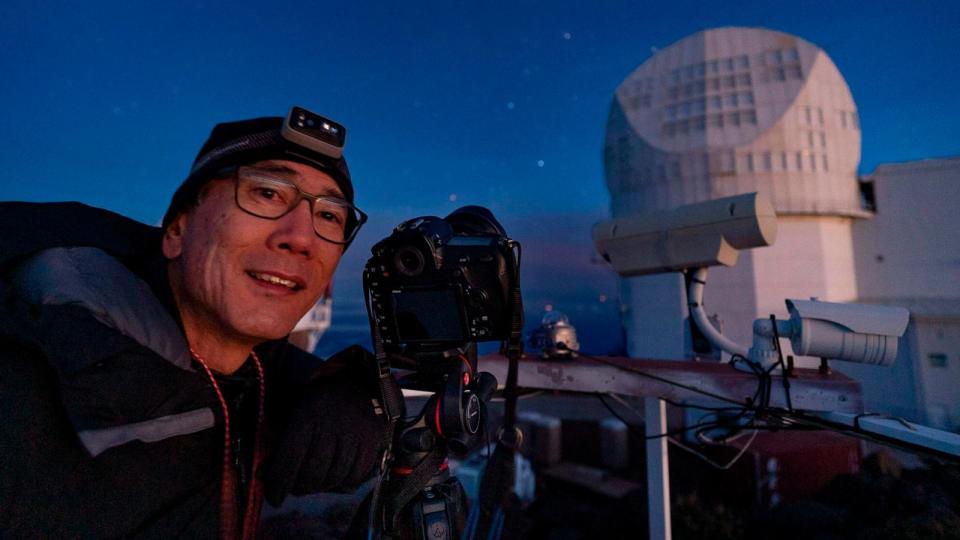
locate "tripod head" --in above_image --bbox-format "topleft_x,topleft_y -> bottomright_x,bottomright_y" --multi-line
395,349 -> 499,462
371,346 -> 498,540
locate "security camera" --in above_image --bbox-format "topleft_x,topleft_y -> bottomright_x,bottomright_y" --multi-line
592,192 -> 777,277
749,299 -> 910,368
593,194 -> 910,370
593,193 -> 778,360
785,299 -> 910,366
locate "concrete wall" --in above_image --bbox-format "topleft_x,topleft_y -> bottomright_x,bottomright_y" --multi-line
844,158 -> 960,429
853,159 -> 960,299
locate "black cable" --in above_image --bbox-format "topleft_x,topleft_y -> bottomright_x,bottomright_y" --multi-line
592,350 -> 808,445
581,350 -> 785,444
574,349 -> 752,408
659,397 -> 748,413
649,421 -> 738,440
596,393 -> 751,441
575,350 -> 957,463
577,349 -> 776,445
774,411 -> 959,463
596,394 -> 724,442
769,314 -> 794,411
730,353 -> 774,418
729,354 -> 766,410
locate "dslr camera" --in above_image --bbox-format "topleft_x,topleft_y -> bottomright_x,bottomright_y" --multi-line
363,206 -> 519,377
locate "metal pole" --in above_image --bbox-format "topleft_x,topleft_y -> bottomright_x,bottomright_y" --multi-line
645,397 -> 671,540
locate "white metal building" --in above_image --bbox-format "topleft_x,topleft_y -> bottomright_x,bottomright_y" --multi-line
603,27 -> 960,429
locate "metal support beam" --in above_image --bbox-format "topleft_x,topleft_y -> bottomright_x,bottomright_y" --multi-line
645,397 -> 672,540
479,354 -> 862,414
475,354 -> 873,540
810,412 -> 960,459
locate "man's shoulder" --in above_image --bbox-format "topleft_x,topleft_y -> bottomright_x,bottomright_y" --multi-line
0,243 -> 211,459
0,201 -> 182,368
7,246 -> 192,372
0,201 -> 160,270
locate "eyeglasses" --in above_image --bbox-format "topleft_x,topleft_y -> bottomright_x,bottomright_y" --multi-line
233,166 -> 367,244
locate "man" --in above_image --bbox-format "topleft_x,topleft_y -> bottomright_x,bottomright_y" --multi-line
0,107 -> 391,538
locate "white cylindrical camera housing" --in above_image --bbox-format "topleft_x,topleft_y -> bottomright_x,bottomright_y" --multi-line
786,299 -> 910,367
790,318 -> 901,366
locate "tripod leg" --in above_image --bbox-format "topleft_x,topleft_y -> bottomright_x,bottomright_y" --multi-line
345,489 -> 374,540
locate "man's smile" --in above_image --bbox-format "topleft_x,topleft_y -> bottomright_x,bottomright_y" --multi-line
247,270 -> 306,291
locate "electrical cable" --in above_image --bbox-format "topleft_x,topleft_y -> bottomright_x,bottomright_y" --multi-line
668,429 -> 759,471
602,392 -> 753,442
578,347 -> 772,445
572,348 -> 752,408
576,347 -> 770,421
596,392 -> 770,474
659,396 -> 750,413
596,393 -> 749,441
690,410 -> 746,441
688,406 -> 755,444
603,392 -> 642,415
769,314 -> 794,411
606,392 -> 761,444
696,424 -> 755,445
595,349 -> 825,439
768,410 -> 958,462
598,388 -> 826,474
729,353 -> 773,416
576,343 -> 773,424
571,350 -> 959,466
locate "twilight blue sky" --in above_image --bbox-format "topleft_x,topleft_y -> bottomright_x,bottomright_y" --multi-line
2,1 -> 958,352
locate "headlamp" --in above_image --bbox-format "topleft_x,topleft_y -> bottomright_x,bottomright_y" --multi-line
281,106 -> 347,159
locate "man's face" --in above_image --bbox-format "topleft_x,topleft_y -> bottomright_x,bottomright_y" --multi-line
163,159 -> 345,346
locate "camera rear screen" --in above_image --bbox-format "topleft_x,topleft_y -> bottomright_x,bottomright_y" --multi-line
392,289 -> 466,342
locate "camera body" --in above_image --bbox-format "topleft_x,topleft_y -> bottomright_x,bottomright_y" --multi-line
364,206 -> 517,362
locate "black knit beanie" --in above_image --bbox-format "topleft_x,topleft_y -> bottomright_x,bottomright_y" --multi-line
162,116 -> 353,229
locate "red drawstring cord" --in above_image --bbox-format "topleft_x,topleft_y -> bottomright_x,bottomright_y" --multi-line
191,348 -> 265,540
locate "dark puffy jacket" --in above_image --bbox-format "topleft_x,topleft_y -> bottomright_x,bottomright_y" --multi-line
0,202 -> 374,538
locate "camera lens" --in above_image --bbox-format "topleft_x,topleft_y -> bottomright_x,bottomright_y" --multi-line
395,246 -> 426,277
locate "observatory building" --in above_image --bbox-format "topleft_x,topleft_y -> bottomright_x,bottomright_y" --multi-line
605,26 -> 866,356
604,27 -> 960,429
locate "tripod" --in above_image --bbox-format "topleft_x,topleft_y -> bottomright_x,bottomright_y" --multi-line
369,346 -> 498,540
